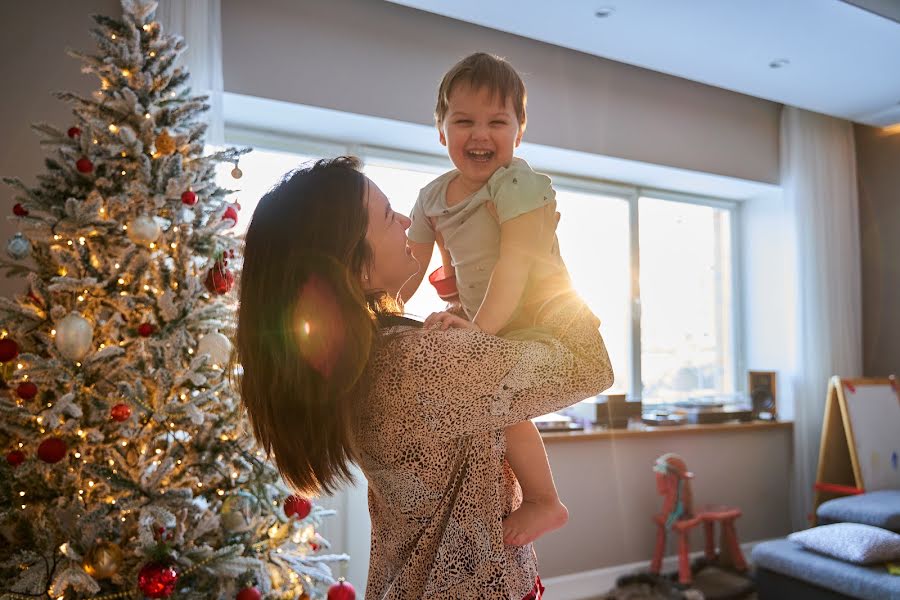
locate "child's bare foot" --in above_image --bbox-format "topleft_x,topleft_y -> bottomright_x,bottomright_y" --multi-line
503,498 -> 568,546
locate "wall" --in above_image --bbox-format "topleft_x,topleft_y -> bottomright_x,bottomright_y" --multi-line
536,426 -> 793,578
855,124 -> 900,377
220,0 -> 780,186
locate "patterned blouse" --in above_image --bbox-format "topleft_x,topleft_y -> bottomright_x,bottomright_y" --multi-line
357,294 -> 614,599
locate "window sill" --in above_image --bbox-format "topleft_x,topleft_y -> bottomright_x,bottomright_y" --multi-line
540,419 -> 792,443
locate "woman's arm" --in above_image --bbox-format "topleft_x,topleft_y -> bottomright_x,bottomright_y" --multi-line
402,292 -> 613,439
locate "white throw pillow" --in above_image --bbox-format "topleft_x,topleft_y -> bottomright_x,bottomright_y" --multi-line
788,523 -> 900,565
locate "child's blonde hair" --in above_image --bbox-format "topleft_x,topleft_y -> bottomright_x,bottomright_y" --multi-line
434,52 -> 527,132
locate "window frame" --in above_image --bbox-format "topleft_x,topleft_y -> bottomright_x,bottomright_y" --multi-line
223,127 -> 746,402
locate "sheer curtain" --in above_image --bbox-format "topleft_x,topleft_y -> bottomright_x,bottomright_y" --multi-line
156,0 -> 225,145
781,106 -> 862,530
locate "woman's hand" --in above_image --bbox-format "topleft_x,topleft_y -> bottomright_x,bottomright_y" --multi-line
423,311 -> 482,331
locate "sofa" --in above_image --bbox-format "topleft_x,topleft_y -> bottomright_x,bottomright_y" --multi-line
751,490 -> 900,600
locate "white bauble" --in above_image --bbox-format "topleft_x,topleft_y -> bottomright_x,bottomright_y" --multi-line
55,312 -> 93,360
197,332 -> 232,366
126,215 -> 161,246
6,233 -> 31,260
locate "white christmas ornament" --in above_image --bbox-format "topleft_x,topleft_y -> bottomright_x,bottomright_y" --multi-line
197,332 -> 232,366
6,233 -> 31,260
55,312 -> 93,360
126,215 -> 161,246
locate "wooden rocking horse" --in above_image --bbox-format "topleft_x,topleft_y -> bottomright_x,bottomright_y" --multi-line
650,453 -> 747,585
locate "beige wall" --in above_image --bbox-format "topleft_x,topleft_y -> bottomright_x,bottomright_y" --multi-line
0,1 -> 121,300
537,427 -> 793,578
855,124 -> 900,378
221,0 -> 780,185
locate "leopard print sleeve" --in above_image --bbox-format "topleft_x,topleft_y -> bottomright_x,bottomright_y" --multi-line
402,293 -> 613,438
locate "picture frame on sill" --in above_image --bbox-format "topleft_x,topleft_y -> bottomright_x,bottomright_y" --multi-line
748,370 -> 777,420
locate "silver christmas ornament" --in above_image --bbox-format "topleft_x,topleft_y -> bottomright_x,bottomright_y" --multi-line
126,215 -> 161,246
55,312 -> 93,360
197,332 -> 232,367
6,233 -> 31,260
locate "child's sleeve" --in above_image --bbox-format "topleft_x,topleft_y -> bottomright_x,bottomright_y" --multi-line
407,191 -> 436,244
487,161 -> 556,224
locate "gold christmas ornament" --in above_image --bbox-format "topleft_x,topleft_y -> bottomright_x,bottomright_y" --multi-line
83,541 -> 123,580
154,129 -> 176,156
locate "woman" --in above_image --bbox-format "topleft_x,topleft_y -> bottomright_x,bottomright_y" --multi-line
235,157 -> 613,599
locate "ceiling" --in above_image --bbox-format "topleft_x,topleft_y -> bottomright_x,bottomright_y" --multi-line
387,0 -> 900,127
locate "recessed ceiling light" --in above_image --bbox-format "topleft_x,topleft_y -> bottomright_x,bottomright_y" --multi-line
595,7 -> 615,18
769,59 -> 790,69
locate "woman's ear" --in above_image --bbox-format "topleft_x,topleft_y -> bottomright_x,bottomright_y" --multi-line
438,127 -> 447,147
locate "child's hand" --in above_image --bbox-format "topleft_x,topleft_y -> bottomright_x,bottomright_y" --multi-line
423,311 -> 482,331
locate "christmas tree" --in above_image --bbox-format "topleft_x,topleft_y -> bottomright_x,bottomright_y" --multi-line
0,1 -> 351,598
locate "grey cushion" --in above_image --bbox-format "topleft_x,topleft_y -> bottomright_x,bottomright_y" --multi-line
817,490 -> 900,532
787,523 -> 900,565
752,538 -> 900,600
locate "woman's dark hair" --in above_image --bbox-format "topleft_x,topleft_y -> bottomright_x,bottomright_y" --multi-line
234,156 -> 394,495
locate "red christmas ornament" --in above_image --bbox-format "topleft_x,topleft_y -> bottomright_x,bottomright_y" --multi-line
6,450 -> 25,467
137,562 -> 179,598
138,323 -> 156,337
67,126 -> 82,139
236,588 -> 262,600
222,205 -> 238,225
110,403 -> 132,422
327,579 -> 356,600
13,203 -> 28,217
76,157 -> 94,173
37,437 -> 67,463
284,495 -> 312,519
0,338 -> 19,362
16,381 -> 37,400
204,262 -> 234,295
180,190 -> 197,206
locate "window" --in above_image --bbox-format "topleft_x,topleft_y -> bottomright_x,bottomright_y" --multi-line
639,196 -> 736,403
221,135 -> 741,406
554,187 -> 631,395
215,146 -> 317,235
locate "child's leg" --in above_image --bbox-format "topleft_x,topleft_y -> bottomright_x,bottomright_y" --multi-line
503,420 -> 568,546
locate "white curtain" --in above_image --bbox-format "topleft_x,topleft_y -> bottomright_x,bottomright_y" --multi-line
156,0 -> 225,145
781,106 -> 862,530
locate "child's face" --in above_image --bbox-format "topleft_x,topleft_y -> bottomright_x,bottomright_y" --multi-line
439,83 -> 523,185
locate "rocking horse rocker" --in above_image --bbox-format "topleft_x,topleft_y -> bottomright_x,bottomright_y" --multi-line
650,453 -> 748,586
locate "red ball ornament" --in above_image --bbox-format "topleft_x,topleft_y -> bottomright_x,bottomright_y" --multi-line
236,588 -> 262,600
76,157 -> 94,173
327,579 -> 356,600
110,403 -> 132,422
181,190 -> 197,206
138,323 -> 156,337
37,437 -> 67,464
137,562 -> 179,598
6,450 -> 25,467
16,381 -> 37,400
222,205 -> 238,225
284,495 -> 312,519
67,126 -> 82,139
0,338 -> 19,362
13,203 -> 28,217
204,262 -> 234,295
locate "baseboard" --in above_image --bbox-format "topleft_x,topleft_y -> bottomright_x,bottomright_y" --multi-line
541,539 -> 769,600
